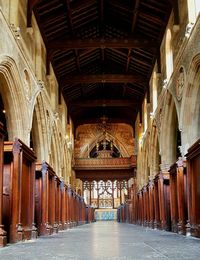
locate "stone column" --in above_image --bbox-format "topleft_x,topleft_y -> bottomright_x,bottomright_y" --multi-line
177,159 -> 187,235
0,123 -> 6,247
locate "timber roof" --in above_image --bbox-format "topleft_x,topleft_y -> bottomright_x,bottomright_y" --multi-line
28,0 -> 173,128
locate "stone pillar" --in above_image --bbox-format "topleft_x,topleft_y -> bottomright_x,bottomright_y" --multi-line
177,159 -> 187,235
153,176 -> 160,229
158,172 -> 171,231
0,123 -> 6,247
169,163 -> 178,233
148,180 -> 155,229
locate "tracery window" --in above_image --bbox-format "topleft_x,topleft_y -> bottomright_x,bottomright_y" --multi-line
83,180 -> 128,208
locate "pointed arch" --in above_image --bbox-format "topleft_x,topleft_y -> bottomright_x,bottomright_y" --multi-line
82,131 -> 130,158
0,55 -> 29,144
160,91 -> 180,168
149,125 -> 160,178
31,93 -> 49,161
180,54 -> 200,154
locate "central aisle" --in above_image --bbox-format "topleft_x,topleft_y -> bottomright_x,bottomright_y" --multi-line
0,222 -> 200,259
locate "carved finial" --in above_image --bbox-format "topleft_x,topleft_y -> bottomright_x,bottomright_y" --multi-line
13,138 -> 21,154
37,80 -> 45,90
41,161 -> 48,173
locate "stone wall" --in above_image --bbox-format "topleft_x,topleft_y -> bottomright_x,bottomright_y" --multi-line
136,2 -> 200,188
0,1 -> 74,184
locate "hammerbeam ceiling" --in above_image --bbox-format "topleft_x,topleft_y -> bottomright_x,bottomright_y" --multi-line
28,0 -> 173,128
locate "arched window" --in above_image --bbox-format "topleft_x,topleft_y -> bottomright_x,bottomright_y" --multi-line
165,29 -> 173,80
187,0 -> 200,23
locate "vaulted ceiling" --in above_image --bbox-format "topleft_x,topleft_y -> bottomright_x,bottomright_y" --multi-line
28,0 -> 173,129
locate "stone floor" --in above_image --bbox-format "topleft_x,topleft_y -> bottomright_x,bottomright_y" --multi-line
1,222 -> 200,260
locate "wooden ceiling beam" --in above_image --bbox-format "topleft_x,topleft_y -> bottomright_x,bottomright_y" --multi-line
47,38 -> 158,51
166,0 -> 179,25
100,0 -> 105,72
65,0 -> 74,34
60,74 -> 146,85
27,0 -> 42,27
69,99 -> 140,108
73,118 -> 136,128
139,13 -> 165,26
64,0 -> 83,74
126,87 -> 144,97
108,0 -> 131,13
126,49 -> 132,73
75,50 -> 81,72
100,0 -> 104,36
140,2 -> 166,14
124,0 -> 140,88
132,0 -> 140,32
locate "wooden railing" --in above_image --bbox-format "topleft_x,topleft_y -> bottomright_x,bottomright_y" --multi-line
74,155 -> 136,170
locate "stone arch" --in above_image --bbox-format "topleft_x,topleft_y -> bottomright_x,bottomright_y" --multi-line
49,122 -> 61,175
180,54 -> 200,154
143,132 -> 150,184
61,143 -> 69,182
65,148 -> 72,184
49,127 -> 57,173
31,92 -> 49,161
53,121 -> 63,177
160,91 -> 180,168
0,55 -> 29,143
149,125 -> 160,178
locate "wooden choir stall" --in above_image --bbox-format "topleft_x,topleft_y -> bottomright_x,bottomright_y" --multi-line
117,152 -> 196,238
0,139 -> 92,247
118,172 -> 171,231
186,138 -> 200,237
35,161 -> 90,235
169,159 -> 187,235
35,161 -> 60,236
2,138 -> 37,245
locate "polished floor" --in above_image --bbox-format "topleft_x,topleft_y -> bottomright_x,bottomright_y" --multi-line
0,222 -> 200,260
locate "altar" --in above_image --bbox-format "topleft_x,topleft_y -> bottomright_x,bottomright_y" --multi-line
95,209 -> 117,221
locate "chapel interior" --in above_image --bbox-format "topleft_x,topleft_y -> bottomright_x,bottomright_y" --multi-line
0,0 -> 200,258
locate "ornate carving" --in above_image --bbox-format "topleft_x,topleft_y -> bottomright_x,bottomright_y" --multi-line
13,138 -> 21,154
176,67 -> 185,101
74,156 -> 136,170
10,24 -> 21,39
41,161 -> 48,174
154,108 -> 162,134
37,80 -> 45,90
